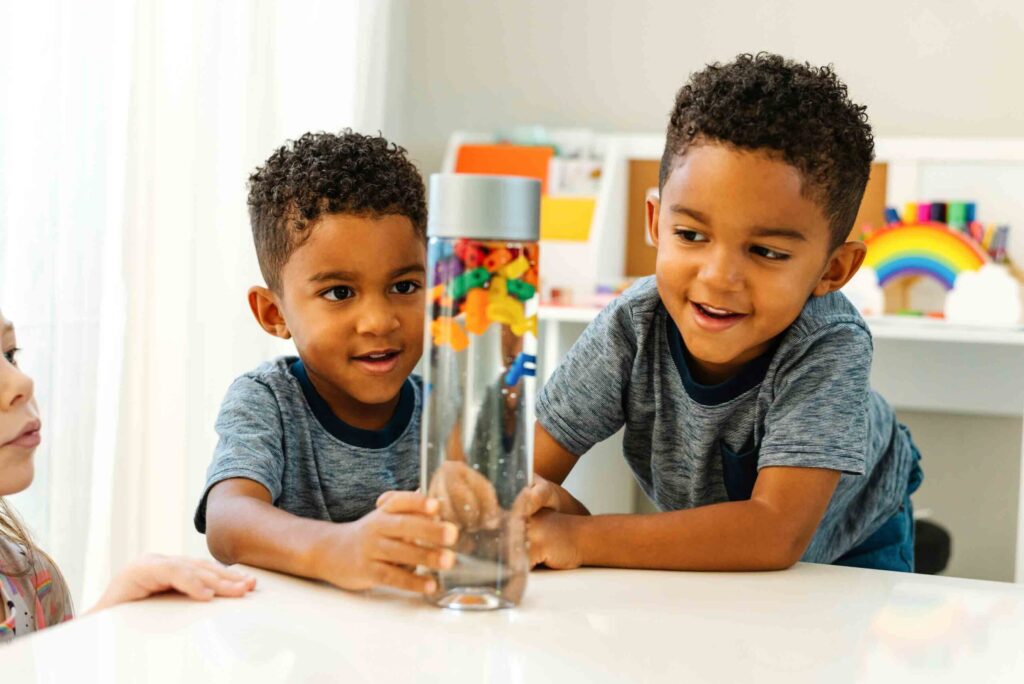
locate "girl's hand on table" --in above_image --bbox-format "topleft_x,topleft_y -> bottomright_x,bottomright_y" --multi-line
90,555 -> 256,612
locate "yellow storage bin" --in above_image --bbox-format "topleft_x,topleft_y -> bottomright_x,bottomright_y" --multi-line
540,196 -> 596,242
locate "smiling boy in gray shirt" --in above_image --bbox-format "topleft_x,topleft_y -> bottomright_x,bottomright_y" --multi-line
527,54 -> 922,573
196,131 -> 458,596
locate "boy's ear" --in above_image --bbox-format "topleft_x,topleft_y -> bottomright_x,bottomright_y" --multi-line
248,286 -> 292,339
813,241 -> 867,296
646,196 -> 661,248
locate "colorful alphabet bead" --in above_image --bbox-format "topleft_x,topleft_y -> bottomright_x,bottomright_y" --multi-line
431,317 -> 469,352
504,353 -> 537,386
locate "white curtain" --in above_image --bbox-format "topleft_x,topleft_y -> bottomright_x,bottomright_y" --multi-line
0,0 -> 394,606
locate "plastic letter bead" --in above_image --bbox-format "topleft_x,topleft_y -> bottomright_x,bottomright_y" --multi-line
489,275 -> 508,299
502,255 -> 530,280
483,248 -> 513,273
431,317 -> 469,352
506,278 -> 536,301
450,267 -> 490,300
504,353 -> 537,386
510,314 -> 537,338
435,256 -> 464,284
464,288 -> 490,335
486,295 -> 525,329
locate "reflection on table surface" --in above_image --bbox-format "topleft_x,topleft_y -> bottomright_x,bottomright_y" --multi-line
6,562 -> 1024,683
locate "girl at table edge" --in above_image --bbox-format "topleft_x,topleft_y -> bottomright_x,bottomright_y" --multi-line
0,306 -> 256,643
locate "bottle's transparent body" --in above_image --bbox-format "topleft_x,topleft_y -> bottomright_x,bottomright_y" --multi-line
420,237 -> 538,610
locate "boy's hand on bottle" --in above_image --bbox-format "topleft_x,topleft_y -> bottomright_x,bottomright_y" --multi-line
528,509 -> 582,570
427,460 -> 502,530
525,474 -> 569,516
315,491 -> 459,595
90,555 -> 257,612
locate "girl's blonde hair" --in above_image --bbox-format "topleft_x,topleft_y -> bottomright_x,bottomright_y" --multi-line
0,497 -> 74,619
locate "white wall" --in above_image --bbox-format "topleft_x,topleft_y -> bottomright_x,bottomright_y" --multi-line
392,0 -> 1024,173
388,0 -> 1024,581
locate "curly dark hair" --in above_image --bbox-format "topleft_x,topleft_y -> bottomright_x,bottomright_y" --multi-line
248,130 -> 427,290
660,53 -> 874,249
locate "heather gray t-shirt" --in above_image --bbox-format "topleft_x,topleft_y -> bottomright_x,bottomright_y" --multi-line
194,357 -> 421,532
537,277 -> 917,563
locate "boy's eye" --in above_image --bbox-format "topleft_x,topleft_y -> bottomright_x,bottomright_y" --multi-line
751,245 -> 790,261
675,228 -> 708,243
390,280 -> 422,295
322,286 -> 354,302
3,347 -> 20,366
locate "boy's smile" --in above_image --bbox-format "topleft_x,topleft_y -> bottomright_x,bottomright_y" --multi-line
648,143 -> 864,385
252,214 -> 426,430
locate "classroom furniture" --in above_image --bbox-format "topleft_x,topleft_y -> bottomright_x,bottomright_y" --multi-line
5,564 -> 1024,681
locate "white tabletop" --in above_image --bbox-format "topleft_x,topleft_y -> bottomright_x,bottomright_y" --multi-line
5,563 -> 1024,683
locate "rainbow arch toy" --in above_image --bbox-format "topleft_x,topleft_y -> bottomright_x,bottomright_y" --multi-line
863,223 -> 989,289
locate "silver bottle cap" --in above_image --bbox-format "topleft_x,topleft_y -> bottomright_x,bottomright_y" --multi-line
428,173 -> 541,242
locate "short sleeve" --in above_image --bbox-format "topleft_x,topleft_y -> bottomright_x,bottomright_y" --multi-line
758,324 -> 871,475
194,376 -> 286,533
536,298 -> 637,456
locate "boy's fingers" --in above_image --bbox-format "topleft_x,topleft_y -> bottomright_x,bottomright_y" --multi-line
465,473 -> 501,529
517,483 -> 544,518
378,491 -> 439,516
510,487 -> 534,519
375,538 -> 456,571
443,473 -> 480,528
381,513 -> 459,547
426,477 -> 458,522
527,540 -> 542,569
371,562 -> 438,595
527,517 -> 548,568
437,495 -> 458,525
526,480 -> 561,516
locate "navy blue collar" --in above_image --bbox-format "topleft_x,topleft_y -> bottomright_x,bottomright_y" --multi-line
289,359 -> 415,449
666,316 -> 776,406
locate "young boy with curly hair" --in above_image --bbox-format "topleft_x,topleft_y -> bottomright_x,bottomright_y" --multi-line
528,53 -> 923,572
196,131 -> 458,595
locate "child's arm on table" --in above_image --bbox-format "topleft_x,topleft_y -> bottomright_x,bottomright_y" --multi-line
525,425 -> 591,517
205,478 -> 458,594
529,456 -> 839,571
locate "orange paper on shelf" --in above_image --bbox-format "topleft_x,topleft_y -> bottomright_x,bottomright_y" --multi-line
454,144 -> 554,194
540,196 -> 595,242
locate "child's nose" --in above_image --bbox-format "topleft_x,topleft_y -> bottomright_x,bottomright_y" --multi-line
0,363 -> 34,411
698,247 -> 744,292
354,299 -> 401,336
